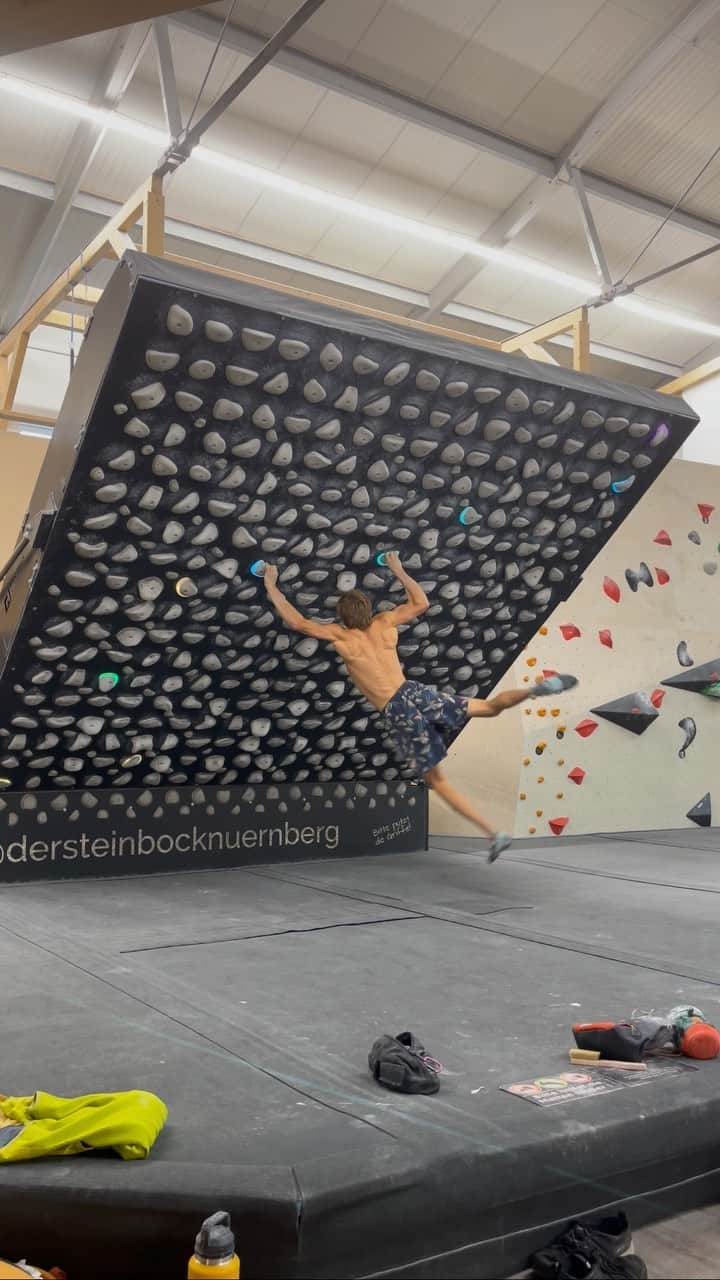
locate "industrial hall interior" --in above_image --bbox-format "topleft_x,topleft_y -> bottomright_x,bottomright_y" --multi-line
2,0 -> 720,1277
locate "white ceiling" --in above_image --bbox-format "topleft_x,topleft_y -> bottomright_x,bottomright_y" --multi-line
4,0 -> 720,421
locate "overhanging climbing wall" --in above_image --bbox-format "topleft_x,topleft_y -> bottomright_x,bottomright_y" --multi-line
0,254 -> 698,792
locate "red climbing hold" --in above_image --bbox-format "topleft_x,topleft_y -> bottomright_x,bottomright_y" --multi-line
603,577 -> 621,603
568,767 -> 586,786
698,503 -> 715,524
549,817 -> 569,836
654,530 -> 672,546
650,689 -> 665,708
542,668 -> 559,679
655,567 -> 670,585
575,718 -> 598,738
598,629 -> 613,649
559,624 -> 581,640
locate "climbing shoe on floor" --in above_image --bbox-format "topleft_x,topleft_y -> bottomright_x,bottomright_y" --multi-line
532,1245 -> 646,1280
531,1213 -> 632,1279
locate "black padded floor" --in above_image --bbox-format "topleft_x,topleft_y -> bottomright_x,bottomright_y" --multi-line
2,832 -> 720,1278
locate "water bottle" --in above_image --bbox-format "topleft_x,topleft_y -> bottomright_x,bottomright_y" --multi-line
187,1211 -> 240,1278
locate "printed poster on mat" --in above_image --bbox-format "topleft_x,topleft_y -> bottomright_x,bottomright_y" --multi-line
502,1060 -> 698,1107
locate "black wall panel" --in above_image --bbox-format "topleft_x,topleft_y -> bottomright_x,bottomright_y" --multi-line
0,254 -> 698,791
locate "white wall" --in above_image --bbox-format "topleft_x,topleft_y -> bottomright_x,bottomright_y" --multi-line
682,375 -> 720,465
433,457 -> 720,839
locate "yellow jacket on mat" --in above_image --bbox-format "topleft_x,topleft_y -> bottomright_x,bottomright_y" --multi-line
0,1089 -> 167,1161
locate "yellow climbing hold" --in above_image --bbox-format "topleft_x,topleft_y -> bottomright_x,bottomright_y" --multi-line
526,657 -> 537,667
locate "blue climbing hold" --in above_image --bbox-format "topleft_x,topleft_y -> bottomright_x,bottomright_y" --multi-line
250,560 -> 266,578
611,476 -> 636,494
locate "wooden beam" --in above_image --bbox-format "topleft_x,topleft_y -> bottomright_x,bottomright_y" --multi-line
163,252 -> 503,352
0,407 -> 55,429
0,175 -> 150,361
517,340 -> 558,365
43,310 -> 88,333
142,173 -> 165,256
64,283 -> 102,305
573,307 -> 591,373
501,308 -> 585,354
658,355 -> 720,396
1,331 -> 30,422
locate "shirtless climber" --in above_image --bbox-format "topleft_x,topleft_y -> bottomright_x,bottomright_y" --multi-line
263,553 -> 577,862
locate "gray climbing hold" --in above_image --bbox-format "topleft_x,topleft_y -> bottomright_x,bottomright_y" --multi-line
96,483 -> 127,503
138,578 -> 163,601
124,417 -> 150,439
581,409 -> 604,429
430,411 -> 450,428
351,487 -> 371,508
506,388 -> 529,412
477,480 -> 499,499
152,454 -> 178,475
527,490 -> 550,506
306,451 -> 332,469
132,382 -> 165,410
612,449 -> 630,464
366,395 -> 391,417
146,350 -> 179,373
563,438 -> 583,455
416,369 -> 440,391
279,339 -> 309,360
204,320 -> 233,343
353,355 -> 379,375
167,304 -> 193,336
538,433 -> 558,449
633,454 -> 652,468
533,399 -> 554,414
704,561 -> 717,576
139,485 -> 163,510
606,417 -> 629,433
203,432 -> 226,455
588,441 -> 608,460
304,379 -> 326,403
553,401 -> 575,424
319,342 -> 342,371
441,443 -> 465,464
593,470 -> 612,490
368,460 -> 390,482
422,475 -> 444,490
629,422 -> 650,438
467,451 -> 490,467
409,439 -> 438,460
163,423 -> 186,447
446,380 -> 468,398
495,456 -> 516,472
225,366 -> 258,387
188,359 -> 215,380
189,464 -> 211,482
241,500 -> 266,523
484,419 -> 511,442
176,391 -> 203,412
213,398 -> 243,421
264,372 -> 289,394
381,433 -> 404,452
523,458 -> 540,479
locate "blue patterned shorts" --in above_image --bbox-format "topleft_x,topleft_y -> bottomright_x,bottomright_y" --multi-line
383,681 -> 469,777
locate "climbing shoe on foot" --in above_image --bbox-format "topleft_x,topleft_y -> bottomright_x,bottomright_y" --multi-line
488,832 -> 512,863
532,674 -> 579,698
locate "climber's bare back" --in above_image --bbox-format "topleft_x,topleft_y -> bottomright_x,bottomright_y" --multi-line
331,616 -> 407,711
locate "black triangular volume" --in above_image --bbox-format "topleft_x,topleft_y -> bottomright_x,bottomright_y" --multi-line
662,658 -> 720,694
687,793 -> 712,829
589,690 -> 659,736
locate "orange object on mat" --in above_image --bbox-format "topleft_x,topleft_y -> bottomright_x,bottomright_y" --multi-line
680,1021 -> 720,1059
